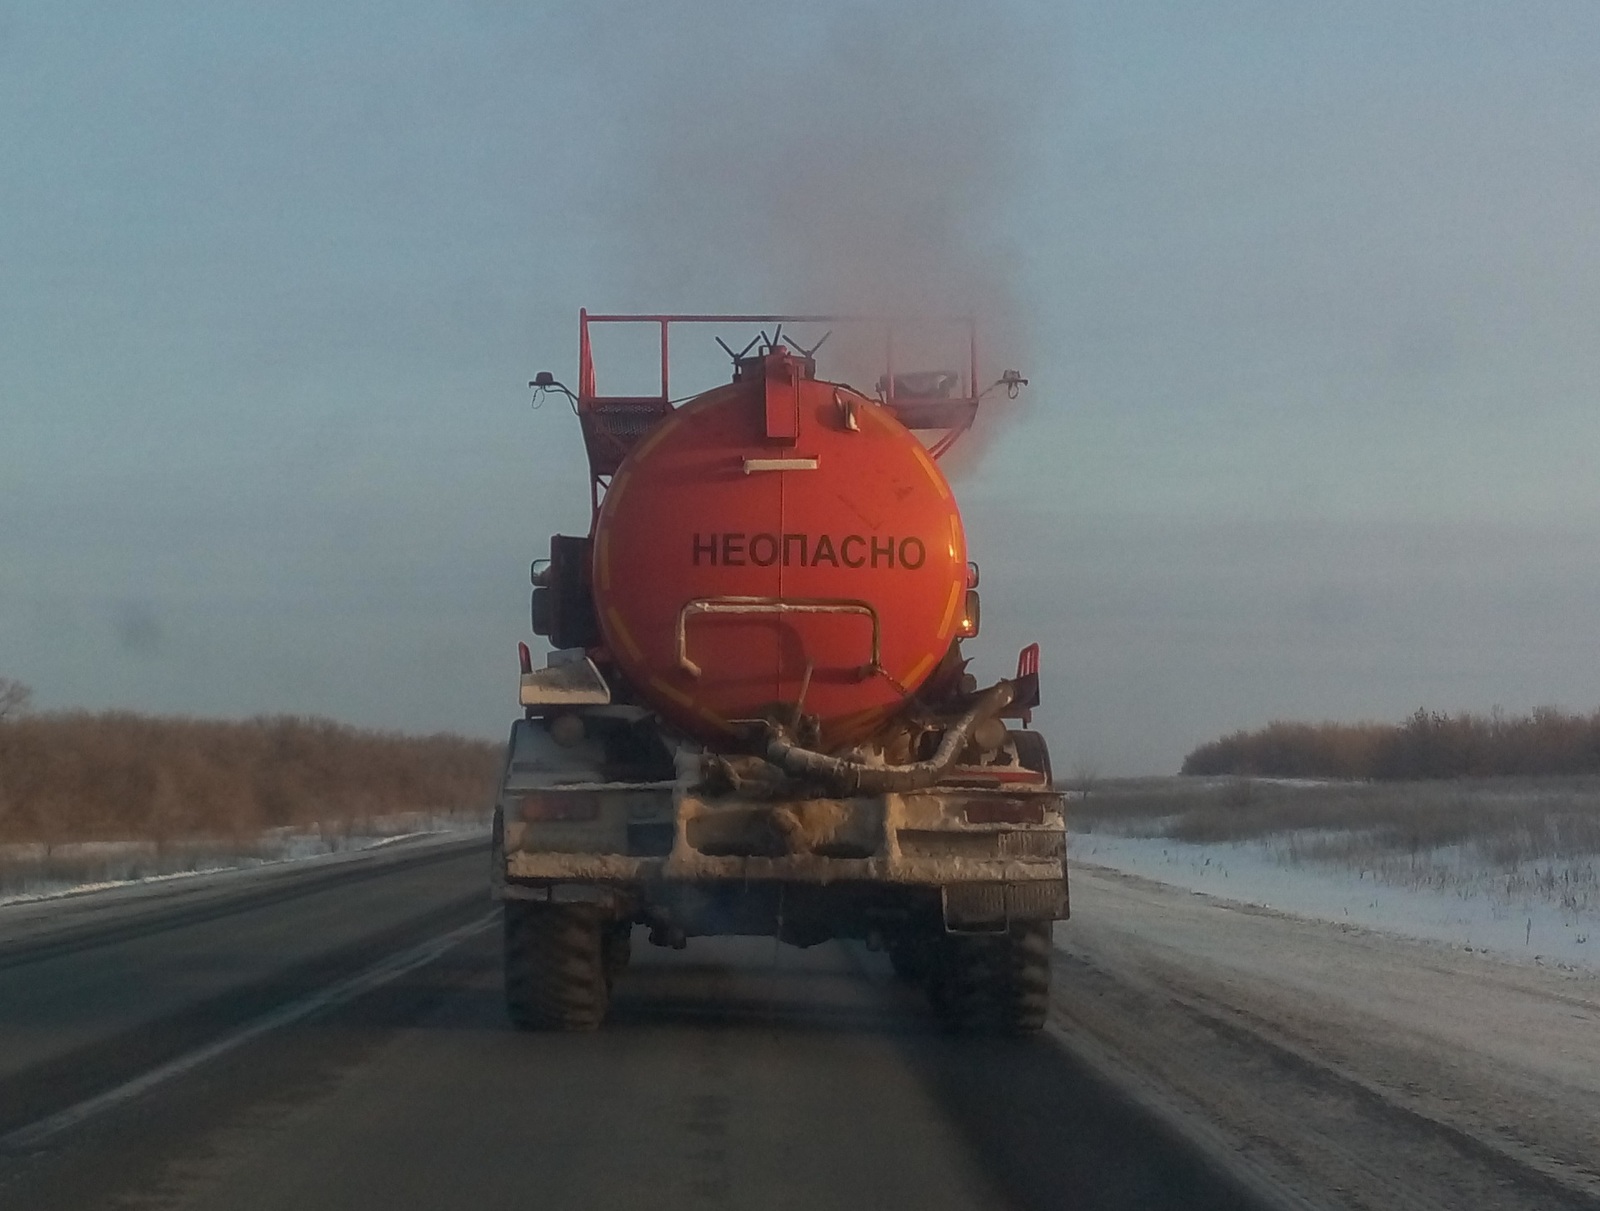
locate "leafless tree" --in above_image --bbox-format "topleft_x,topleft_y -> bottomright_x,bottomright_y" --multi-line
1070,757 -> 1102,796
0,677 -> 33,720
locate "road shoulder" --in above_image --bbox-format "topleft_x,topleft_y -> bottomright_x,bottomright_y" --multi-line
1049,864 -> 1600,1211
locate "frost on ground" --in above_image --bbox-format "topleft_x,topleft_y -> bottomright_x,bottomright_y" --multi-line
1070,776 -> 1600,970
1063,777 -> 1600,1205
1055,865 -> 1600,1209
0,808 -> 491,905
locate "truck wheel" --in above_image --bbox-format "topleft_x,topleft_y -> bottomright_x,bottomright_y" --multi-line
929,933 -> 995,1032
930,922 -> 1052,1034
504,902 -> 608,1031
1000,920 -> 1052,1033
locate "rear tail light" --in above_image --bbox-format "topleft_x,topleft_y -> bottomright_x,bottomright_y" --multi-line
964,799 -> 1044,825
519,794 -> 599,822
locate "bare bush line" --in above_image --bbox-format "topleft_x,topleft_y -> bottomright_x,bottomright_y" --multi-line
0,678 -> 30,722
0,711 -> 501,848
1182,707 -> 1600,780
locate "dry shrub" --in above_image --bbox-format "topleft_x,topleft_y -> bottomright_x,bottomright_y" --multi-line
1076,776 -> 1600,859
0,711 -> 501,845
0,678 -> 30,721
1182,707 -> 1600,780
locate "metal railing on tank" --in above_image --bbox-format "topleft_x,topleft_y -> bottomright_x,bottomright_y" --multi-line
546,311 -> 1015,513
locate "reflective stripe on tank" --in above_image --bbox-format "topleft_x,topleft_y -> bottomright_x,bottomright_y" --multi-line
911,442 -> 951,502
903,651 -> 938,688
605,606 -> 643,660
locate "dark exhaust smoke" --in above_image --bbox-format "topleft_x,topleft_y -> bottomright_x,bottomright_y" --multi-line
573,1 -> 1055,456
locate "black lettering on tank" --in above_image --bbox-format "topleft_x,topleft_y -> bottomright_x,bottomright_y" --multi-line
704,532 -> 930,570
749,533 -> 779,567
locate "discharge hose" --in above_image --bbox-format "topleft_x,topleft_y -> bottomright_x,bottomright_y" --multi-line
764,680 -> 1017,796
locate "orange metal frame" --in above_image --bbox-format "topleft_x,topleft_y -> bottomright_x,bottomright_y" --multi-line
574,310 -> 982,511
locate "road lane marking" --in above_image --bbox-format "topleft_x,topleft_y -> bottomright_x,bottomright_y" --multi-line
1,912 -> 498,1152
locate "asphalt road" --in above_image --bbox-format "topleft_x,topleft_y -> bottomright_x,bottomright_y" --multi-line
0,841 -> 1258,1211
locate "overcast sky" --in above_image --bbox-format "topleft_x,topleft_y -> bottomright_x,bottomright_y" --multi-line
4,2 -> 1600,773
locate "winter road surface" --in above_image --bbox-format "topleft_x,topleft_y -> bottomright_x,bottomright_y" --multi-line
0,841 -> 1593,1211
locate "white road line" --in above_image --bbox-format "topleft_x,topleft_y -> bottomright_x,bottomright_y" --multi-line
1,911 -> 498,1152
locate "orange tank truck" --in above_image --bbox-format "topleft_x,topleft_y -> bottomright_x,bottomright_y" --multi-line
492,313 -> 1066,1033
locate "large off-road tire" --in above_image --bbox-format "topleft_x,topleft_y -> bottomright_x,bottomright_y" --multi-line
928,934 -> 990,1031
1001,920 -> 1052,1032
929,920 -> 1052,1034
504,902 -> 609,1031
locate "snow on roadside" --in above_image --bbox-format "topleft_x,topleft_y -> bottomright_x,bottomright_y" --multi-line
0,811 -> 491,907
1071,831 -> 1599,972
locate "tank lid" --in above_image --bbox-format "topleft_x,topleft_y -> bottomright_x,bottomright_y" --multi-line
733,345 -> 816,384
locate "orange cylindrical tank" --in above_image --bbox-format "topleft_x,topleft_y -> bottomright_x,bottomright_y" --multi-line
592,349 -> 967,748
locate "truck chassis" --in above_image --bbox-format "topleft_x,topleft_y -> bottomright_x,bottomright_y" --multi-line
490,708 -> 1067,1033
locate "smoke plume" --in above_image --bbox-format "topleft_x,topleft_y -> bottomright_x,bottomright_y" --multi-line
574,1 -> 1054,441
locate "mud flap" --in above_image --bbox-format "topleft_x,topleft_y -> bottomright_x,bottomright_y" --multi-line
942,881 -> 1066,933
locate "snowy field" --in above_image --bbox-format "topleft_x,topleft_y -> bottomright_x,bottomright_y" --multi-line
0,808 -> 491,906
1071,776 -> 1600,971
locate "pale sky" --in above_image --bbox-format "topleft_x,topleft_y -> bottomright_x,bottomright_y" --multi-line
4,2 -> 1600,773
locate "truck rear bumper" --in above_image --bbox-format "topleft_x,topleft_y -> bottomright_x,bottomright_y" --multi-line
499,852 -> 1068,932
503,849 -> 1062,887
492,718 -> 1069,932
